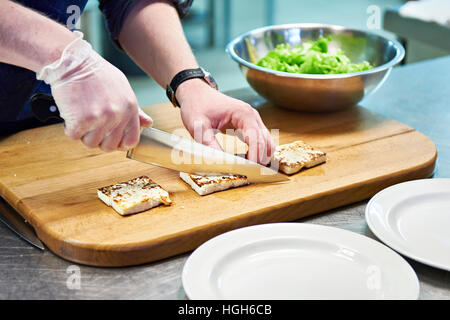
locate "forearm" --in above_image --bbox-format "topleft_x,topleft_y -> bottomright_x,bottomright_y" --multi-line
117,0 -> 274,163
118,0 -> 199,88
0,1 -> 76,73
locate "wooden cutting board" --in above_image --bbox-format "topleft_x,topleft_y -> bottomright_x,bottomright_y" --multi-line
0,88 -> 436,266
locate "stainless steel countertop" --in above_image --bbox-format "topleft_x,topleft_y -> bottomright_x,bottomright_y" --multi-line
1,56 -> 449,300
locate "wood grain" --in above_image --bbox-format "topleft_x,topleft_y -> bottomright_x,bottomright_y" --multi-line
0,88 -> 437,266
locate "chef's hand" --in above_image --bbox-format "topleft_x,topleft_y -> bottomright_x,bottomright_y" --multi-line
176,78 -> 275,165
37,32 -> 152,152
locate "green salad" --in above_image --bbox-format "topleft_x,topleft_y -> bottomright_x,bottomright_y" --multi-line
256,36 -> 373,74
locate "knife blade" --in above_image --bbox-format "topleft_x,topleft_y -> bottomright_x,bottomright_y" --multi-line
30,93 -> 288,183
127,127 -> 289,183
0,197 -> 45,250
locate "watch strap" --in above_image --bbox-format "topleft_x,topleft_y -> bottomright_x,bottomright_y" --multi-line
166,68 -> 206,108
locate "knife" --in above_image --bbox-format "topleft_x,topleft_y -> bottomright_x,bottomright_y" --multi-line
0,197 -> 45,250
127,127 -> 288,183
30,94 -> 289,183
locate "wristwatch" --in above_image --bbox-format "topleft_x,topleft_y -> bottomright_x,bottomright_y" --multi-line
166,67 -> 218,108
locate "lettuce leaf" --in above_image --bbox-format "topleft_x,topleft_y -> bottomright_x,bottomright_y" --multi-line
256,36 -> 373,75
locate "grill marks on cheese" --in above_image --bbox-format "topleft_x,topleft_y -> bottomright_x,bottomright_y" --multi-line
180,172 -> 249,196
179,141 -> 326,195
98,176 -> 172,216
274,140 -> 327,175
97,142 -> 325,211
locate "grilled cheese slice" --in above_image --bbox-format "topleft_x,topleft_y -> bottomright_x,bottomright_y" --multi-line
97,176 -> 172,216
274,140 -> 327,175
180,172 -> 249,196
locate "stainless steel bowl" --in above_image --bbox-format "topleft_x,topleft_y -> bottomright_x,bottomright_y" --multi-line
226,23 -> 405,112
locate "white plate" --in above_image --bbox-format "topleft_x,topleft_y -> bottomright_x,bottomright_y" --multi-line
182,223 -> 419,300
366,178 -> 450,271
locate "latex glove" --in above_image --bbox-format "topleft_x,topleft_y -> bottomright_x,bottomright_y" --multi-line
177,79 -> 275,165
37,31 -> 152,152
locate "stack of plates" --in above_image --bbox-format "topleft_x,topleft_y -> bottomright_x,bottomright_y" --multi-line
182,179 -> 450,300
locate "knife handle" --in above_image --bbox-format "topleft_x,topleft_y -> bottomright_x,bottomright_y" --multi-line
30,93 -> 63,122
